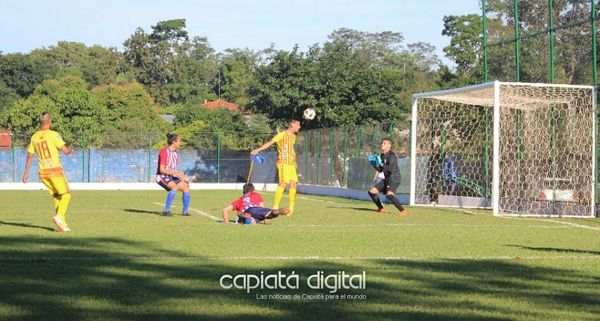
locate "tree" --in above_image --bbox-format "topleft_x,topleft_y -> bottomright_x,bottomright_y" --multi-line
216,48 -> 260,109
123,19 -> 217,106
31,42 -> 122,87
0,52 -> 59,97
441,14 -> 484,86
93,82 -> 168,147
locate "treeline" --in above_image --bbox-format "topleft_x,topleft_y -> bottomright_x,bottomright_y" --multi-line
7,2 -> 592,149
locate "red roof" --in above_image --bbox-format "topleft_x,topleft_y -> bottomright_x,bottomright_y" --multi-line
201,99 -> 240,111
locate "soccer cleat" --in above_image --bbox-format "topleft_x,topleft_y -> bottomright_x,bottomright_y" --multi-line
51,216 -> 69,232
161,211 -> 173,217
272,208 -> 290,216
182,212 -> 190,216
376,208 -> 385,213
430,201 -> 437,206
287,208 -> 294,216
399,210 -> 410,217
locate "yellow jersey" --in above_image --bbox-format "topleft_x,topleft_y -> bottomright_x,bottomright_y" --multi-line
27,129 -> 66,178
271,130 -> 297,166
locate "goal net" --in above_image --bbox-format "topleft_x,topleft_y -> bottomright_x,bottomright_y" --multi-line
410,81 -> 596,217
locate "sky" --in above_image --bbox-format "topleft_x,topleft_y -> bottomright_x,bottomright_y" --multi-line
1,0 -> 480,66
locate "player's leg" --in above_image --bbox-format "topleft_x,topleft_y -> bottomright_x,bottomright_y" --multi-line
368,181 -> 385,212
273,164 -> 286,209
177,181 -> 191,215
43,177 -> 71,232
160,178 -> 178,216
385,181 -> 408,217
287,165 -> 299,214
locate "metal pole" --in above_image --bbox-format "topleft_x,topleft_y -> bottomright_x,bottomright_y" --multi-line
549,0 -> 555,83
316,129 -> 321,184
217,134 -> 221,183
371,124 -> 377,153
484,109 -> 491,197
147,133 -> 152,182
304,131 -> 309,182
342,127 -> 348,187
592,0 -> 599,208
330,128 -> 334,183
514,0 -> 521,81
11,133 -> 16,182
357,127 -> 362,153
482,0 -> 488,82
82,130 -> 86,182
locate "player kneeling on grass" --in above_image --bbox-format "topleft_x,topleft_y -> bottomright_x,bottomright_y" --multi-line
367,138 -> 409,217
156,133 -> 190,216
221,183 -> 289,224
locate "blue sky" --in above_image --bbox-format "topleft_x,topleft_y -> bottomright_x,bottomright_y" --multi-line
1,0 -> 480,65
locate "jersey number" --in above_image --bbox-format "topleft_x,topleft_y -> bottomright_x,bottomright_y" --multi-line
36,141 -> 51,159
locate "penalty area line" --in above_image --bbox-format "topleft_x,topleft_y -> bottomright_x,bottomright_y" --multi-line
152,202 -> 220,221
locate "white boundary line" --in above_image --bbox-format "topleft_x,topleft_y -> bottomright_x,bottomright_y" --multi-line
501,217 -> 600,232
152,202 -> 220,221
0,255 -> 598,261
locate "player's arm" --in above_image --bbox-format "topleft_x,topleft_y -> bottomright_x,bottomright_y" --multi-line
22,152 -> 34,183
60,145 -> 72,155
159,164 -> 185,179
251,140 -> 275,155
222,205 -> 234,223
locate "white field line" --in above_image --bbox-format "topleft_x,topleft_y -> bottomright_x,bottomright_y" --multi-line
0,255 -> 598,262
298,195 -> 488,215
276,224 -> 570,229
152,202 -> 220,221
501,217 -> 600,232
299,196 -> 598,229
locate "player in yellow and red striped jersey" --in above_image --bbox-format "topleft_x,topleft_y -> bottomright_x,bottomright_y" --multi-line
251,119 -> 301,215
22,112 -> 73,232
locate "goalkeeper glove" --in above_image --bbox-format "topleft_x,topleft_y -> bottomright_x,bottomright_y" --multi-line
368,155 -> 383,167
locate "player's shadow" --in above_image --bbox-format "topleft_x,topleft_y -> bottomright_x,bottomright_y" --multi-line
123,209 -> 162,216
326,206 -> 384,212
506,244 -> 600,256
0,220 -> 55,232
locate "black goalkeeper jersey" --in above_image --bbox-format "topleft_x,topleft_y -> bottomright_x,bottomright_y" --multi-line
378,151 -> 401,182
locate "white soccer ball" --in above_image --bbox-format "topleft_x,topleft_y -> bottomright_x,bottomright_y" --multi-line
303,108 -> 316,120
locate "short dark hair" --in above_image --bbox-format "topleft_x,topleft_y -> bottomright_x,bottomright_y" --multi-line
243,183 -> 255,194
166,133 -> 179,145
381,138 -> 393,146
289,119 -> 300,126
39,111 -> 51,124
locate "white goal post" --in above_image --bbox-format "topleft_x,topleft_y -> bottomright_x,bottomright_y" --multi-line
410,81 -> 596,218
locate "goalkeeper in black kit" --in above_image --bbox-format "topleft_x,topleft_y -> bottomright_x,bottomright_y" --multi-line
367,138 -> 409,217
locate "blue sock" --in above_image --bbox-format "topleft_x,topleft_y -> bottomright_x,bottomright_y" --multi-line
164,189 -> 177,212
182,192 -> 190,213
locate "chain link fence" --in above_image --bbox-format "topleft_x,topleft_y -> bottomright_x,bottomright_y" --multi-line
1,122 -> 412,190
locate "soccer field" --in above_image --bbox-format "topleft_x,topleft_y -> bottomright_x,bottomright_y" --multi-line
1,190 -> 600,321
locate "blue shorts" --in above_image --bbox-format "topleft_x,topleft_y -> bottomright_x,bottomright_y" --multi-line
239,207 -> 273,222
156,175 -> 181,191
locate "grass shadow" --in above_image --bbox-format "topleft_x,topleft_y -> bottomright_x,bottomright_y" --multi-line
506,244 -> 600,256
0,236 -> 599,321
124,208 -> 162,216
0,220 -> 55,232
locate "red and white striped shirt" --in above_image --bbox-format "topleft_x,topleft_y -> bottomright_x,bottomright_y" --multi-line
157,147 -> 179,175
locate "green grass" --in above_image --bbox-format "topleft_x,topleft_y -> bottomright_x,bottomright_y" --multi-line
1,190 -> 599,321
